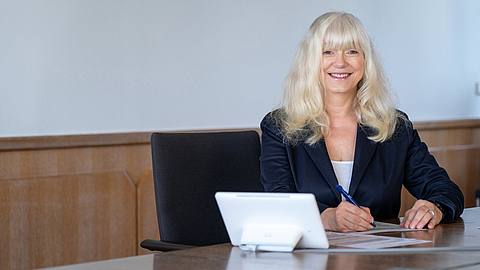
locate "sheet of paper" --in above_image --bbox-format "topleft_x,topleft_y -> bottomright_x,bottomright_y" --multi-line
353,221 -> 427,235
326,232 -> 431,249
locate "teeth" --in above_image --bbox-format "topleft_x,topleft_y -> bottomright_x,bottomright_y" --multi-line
330,73 -> 350,78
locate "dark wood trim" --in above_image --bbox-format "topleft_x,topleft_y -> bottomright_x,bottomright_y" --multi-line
0,133 -> 151,151
1,118 -> 479,151
428,144 -> 480,152
0,128 -> 261,151
413,119 -> 480,130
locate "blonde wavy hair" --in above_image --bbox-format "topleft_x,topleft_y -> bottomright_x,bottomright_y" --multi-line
274,12 -> 399,145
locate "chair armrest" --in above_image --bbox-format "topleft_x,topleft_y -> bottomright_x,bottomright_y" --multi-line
140,239 -> 197,252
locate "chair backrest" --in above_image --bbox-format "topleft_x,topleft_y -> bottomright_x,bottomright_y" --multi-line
151,130 -> 264,246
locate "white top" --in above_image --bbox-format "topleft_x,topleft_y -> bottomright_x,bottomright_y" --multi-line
331,161 -> 354,201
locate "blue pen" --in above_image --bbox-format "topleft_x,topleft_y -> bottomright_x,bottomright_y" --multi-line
335,185 -> 376,228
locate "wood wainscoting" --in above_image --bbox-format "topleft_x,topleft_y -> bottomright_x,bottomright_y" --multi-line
399,119 -> 480,215
1,120 -> 479,269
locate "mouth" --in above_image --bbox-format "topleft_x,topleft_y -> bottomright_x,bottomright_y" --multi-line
328,73 -> 352,79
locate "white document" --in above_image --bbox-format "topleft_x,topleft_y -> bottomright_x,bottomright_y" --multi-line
326,232 -> 431,249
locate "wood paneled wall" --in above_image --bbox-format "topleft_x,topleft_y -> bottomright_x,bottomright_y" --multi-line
1,120 -> 479,269
399,119 -> 480,215
0,137 -> 155,270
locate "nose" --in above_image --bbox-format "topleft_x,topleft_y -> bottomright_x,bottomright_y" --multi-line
333,51 -> 347,67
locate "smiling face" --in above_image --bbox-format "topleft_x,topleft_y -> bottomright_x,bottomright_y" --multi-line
321,49 -> 364,96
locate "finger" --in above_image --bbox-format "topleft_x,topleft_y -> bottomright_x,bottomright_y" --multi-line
403,209 -> 422,229
344,204 -> 373,221
338,214 -> 371,232
360,206 -> 372,215
335,203 -> 372,232
351,218 -> 373,231
426,207 -> 440,229
426,209 -> 440,229
406,212 -> 422,229
400,209 -> 415,228
344,213 -> 372,231
359,206 -> 375,225
427,219 -> 436,229
408,208 -> 434,229
401,200 -> 431,228
414,210 -> 434,229
343,205 -> 374,231
332,203 -> 353,232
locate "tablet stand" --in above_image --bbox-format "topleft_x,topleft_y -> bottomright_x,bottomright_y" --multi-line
239,225 -> 302,252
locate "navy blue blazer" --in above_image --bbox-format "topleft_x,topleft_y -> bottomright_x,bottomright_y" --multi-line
260,112 -> 464,222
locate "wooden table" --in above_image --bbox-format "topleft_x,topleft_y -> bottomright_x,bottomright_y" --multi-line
40,207 -> 480,270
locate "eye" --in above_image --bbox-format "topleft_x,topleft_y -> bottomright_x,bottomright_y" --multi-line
347,50 -> 359,55
323,50 -> 334,55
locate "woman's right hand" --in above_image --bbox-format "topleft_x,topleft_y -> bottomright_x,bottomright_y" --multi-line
321,201 -> 375,232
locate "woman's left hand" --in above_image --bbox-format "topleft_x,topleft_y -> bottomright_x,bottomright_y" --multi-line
400,199 -> 443,229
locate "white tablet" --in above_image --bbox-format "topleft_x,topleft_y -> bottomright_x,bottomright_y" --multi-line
215,192 -> 329,252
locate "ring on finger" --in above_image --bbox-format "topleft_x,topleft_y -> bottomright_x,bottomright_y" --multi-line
428,210 -> 435,217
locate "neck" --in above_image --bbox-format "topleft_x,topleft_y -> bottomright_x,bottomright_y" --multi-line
324,93 -> 357,128
324,91 -> 356,113
325,98 -> 355,117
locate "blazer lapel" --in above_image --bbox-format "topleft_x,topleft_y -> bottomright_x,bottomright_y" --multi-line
302,141 -> 342,202
349,125 -> 377,196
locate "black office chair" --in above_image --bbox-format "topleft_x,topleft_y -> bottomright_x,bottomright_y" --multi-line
140,130 -> 264,252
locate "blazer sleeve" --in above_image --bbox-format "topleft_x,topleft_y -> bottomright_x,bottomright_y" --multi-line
259,113 -> 296,193
402,120 -> 464,222
260,113 -> 335,212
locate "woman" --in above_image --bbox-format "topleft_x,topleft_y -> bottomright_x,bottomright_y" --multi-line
260,12 -> 464,232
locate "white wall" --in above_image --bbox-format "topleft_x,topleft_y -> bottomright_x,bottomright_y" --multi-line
1,0 -> 479,137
